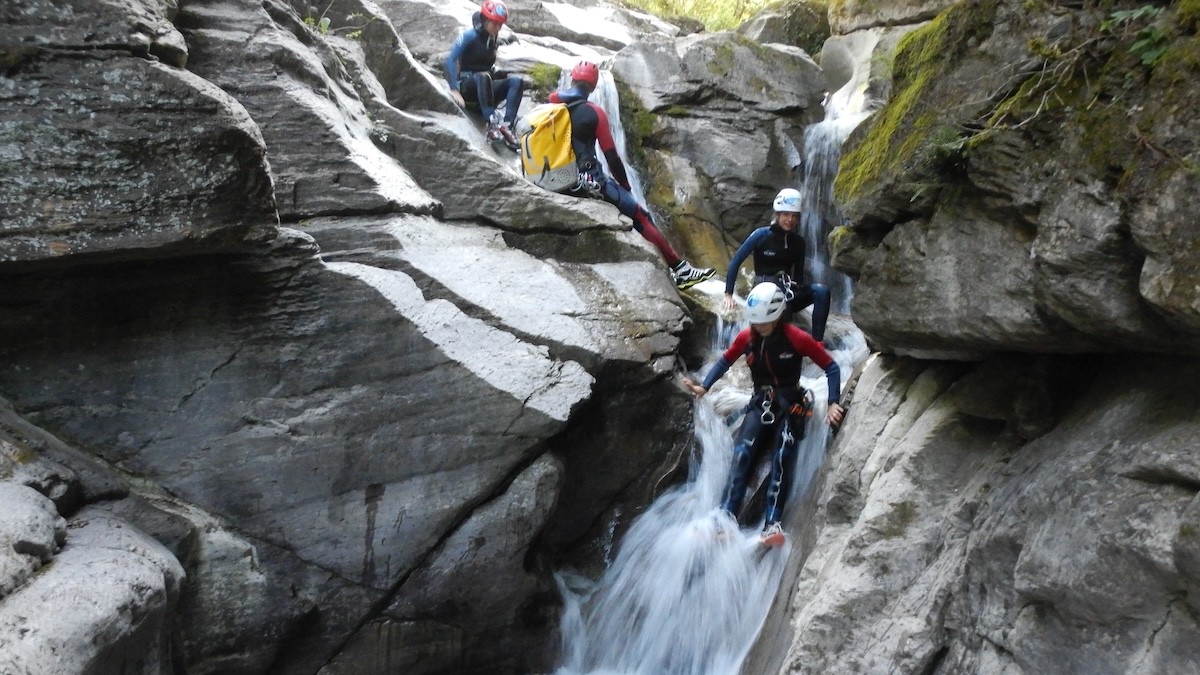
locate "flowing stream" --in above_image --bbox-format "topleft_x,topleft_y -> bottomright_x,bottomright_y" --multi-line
554,319 -> 868,675
798,99 -> 872,315
551,66 -> 876,675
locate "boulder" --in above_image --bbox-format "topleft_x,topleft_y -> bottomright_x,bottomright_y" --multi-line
737,0 -> 830,56
832,0 -> 1200,354
0,482 -> 66,599
0,507 -> 183,675
0,52 -> 275,267
613,31 -> 826,242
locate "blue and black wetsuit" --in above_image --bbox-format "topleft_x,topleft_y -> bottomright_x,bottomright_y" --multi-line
725,223 -> 831,341
444,13 -> 524,126
548,85 -> 684,267
701,323 -> 840,527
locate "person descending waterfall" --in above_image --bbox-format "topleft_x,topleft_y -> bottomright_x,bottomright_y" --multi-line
682,282 -> 844,547
549,61 -> 716,290
445,0 -> 524,150
722,188 -> 832,343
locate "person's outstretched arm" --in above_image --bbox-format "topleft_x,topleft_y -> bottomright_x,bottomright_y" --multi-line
682,329 -> 751,398
723,227 -> 769,310
591,106 -> 632,189
783,325 -> 844,427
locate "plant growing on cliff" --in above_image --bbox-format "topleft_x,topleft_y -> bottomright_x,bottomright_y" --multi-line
1102,5 -> 1168,65
619,0 -> 776,31
527,63 -> 563,100
304,1 -> 376,40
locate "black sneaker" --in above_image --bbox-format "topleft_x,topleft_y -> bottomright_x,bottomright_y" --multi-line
672,260 -> 716,289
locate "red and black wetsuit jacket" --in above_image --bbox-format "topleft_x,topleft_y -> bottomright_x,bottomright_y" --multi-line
548,86 -> 632,189
701,324 -> 840,405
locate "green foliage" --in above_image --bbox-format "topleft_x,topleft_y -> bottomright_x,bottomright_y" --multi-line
527,63 -> 562,99
618,0 -> 776,31
303,2 -> 375,40
1102,5 -> 1169,66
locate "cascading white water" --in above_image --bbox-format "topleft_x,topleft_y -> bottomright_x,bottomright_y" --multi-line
798,77 -> 876,314
553,394 -> 788,675
552,65 -> 873,674
554,315 -> 868,675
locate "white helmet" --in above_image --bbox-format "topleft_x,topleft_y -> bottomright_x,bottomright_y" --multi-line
772,188 -> 802,213
745,282 -> 787,324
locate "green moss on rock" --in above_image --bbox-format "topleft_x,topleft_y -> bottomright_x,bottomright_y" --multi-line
527,63 -> 562,100
834,1 -> 998,204
1177,0 -> 1200,32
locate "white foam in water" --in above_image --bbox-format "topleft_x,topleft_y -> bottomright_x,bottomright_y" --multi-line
554,308 -> 870,675
554,402 -> 792,675
551,59 -> 874,674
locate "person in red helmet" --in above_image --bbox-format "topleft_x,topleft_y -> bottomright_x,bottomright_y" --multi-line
445,0 -> 524,150
549,62 -> 716,290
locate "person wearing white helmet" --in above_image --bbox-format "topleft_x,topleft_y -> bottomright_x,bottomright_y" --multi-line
682,282 -> 844,547
720,187 -> 832,343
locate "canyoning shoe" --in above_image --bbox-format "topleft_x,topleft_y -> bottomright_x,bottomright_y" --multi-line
485,123 -> 504,143
497,123 -> 520,151
761,523 -> 785,548
673,260 -> 716,290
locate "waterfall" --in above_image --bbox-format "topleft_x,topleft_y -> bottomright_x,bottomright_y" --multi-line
798,76 -> 876,314
554,314 -> 869,675
553,381 -> 789,675
551,63 -> 874,675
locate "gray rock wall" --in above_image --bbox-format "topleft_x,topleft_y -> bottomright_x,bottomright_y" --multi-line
764,355 -> 1200,675
830,0 -> 1200,356
0,0 -> 731,672
751,1 -> 1200,673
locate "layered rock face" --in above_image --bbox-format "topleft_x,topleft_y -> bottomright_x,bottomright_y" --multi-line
0,0 -> 825,673
7,0 -> 1194,671
831,0 -> 1200,356
746,1 -> 1200,674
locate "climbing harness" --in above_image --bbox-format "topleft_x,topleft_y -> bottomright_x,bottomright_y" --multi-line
759,393 -> 776,424
574,172 -> 603,197
755,271 -> 796,303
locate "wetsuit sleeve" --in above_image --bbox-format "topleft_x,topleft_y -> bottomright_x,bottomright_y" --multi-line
725,227 -> 769,295
700,329 -> 751,390
592,105 -> 631,189
700,356 -> 733,391
445,30 -> 471,86
783,325 -> 840,405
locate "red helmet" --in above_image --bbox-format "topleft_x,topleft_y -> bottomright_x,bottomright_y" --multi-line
480,0 -> 509,24
571,61 -> 600,89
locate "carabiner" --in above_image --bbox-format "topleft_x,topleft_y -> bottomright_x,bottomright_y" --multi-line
759,396 -> 776,425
